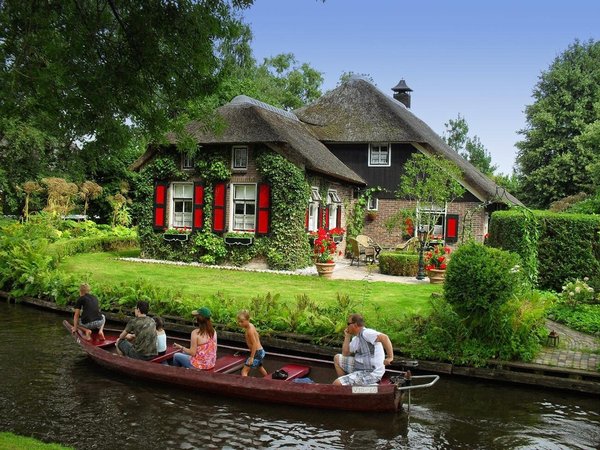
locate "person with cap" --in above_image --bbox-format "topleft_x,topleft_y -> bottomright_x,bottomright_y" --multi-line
332,313 -> 394,386
172,306 -> 217,370
116,300 -> 158,360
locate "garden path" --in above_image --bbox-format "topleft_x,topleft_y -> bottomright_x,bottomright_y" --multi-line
532,319 -> 599,372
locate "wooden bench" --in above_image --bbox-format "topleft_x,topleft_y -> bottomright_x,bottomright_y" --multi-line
209,354 -> 247,374
267,364 -> 310,381
76,329 -> 117,349
150,344 -> 180,364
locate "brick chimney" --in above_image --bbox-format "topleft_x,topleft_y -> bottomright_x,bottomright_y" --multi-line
392,79 -> 412,108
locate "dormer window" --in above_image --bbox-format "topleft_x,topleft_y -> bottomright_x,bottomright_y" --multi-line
368,143 -> 390,167
232,145 -> 248,170
182,153 -> 194,170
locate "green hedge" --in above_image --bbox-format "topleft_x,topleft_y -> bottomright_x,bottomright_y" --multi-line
379,251 -> 419,276
49,236 -> 139,259
489,210 -> 600,291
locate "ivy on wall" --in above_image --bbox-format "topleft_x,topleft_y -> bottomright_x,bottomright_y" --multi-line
256,150 -> 311,270
134,147 -> 312,270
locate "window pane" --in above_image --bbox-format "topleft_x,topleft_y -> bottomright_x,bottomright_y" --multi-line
174,201 -> 183,213
246,203 -> 255,215
235,203 -> 244,214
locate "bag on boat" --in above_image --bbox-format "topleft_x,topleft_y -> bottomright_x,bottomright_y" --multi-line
272,369 -> 288,380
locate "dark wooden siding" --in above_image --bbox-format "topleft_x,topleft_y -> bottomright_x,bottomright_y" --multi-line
327,142 -> 480,202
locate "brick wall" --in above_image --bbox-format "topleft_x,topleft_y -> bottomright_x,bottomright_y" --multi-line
357,199 -> 488,249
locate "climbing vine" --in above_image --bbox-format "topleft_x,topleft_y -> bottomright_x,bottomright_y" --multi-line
256,150 -> 311,270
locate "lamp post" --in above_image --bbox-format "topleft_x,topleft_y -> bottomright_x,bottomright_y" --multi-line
416,226 -> 427,280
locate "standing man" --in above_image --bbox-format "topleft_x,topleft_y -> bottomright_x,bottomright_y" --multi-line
116,301 -> 157,361
333,313 -> 394,386
71,283 -> 105,341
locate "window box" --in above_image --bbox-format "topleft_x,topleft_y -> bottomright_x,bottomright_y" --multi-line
224,233 -> 254,246
333,235 -> 343,243
163,233 -> 189,242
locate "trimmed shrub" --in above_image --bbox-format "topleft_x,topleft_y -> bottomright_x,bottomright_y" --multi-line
445,241 -> 525,332
379,251 -> 418,276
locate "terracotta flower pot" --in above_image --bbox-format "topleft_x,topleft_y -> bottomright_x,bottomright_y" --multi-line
315,262 -> 335,278
426,268 -> 446,284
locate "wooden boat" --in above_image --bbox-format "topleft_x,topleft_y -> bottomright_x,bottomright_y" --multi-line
63,320 -> 438,413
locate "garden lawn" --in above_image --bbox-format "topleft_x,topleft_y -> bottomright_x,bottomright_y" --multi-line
60,250 -> 440,318
0,432 -> 73,450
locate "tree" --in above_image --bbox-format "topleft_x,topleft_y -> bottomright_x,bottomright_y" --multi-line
444,114 -> 498,176
515,40 -> 600,208
0,0 -> 253,213
396,153 -> 465,239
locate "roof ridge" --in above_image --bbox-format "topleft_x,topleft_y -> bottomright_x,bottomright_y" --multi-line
230,95 -> 299,122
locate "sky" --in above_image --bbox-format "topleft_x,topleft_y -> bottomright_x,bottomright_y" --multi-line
241,0 -> 600,175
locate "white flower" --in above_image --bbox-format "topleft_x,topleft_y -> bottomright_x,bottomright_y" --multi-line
562,286 -> 566,291
27,276 -> 34,284
584,277 -> 589,281
510,265 -> 521,273
569,292 -> 575,297
575,287 -> 581,293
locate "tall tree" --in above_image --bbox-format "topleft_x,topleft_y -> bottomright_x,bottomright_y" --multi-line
515,39 -> 600,208
0,0 -> 252,213
444,114 -> 498,176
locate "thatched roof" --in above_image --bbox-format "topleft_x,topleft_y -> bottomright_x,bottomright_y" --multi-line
295,78 -> 521,205
131,96 -> 365,185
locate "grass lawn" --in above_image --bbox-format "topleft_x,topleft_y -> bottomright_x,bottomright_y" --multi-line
60,250 -> 441,318
0,432 -> 72,450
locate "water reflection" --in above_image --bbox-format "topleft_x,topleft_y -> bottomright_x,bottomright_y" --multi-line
0,302 -> 598,449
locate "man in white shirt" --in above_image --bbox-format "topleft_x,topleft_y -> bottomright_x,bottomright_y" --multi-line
333,313 -> 394,386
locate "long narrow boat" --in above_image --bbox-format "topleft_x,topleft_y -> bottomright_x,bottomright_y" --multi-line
63,320 -> 438,413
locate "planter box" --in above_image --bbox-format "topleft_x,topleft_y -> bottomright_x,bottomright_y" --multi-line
224,236 -> 254,246
163,233 -> 189,242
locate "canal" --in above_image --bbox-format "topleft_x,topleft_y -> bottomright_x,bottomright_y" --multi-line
0,302 -> 598,449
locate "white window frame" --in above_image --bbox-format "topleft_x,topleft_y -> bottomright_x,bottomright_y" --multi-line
170,182 -> 194,229
231,145 -> 248,171
417,203 -> 447,240
368,143 -> 391,167
307,187 -> 321,232
327,189 -> 341,229
367,197 -> 379,211
231,183 -> 256,232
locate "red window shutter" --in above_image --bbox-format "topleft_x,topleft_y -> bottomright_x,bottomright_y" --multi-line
192,183 -> 204,231
153,182 -> 168,230
324,206 -> 330,230
336,206 -> 342,230
445,214 -> 459,244
212,182 -> 226,234
256,183 -> 271,236
318,206 -> 324,229
305,209 -> 309,231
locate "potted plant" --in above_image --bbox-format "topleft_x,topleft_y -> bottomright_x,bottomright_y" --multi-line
424,244 -> 451,284
163,227 -> 191,241
329,226 -> 346,243
313,228 -> 338,278
224,232 -> 254,246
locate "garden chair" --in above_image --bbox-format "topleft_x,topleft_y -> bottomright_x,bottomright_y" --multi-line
356,234 -> 380,263
347,237 -> 362,266
396,236 -> 418,252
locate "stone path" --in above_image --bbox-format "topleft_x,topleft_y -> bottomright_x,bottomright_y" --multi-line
533,319 -> 599,371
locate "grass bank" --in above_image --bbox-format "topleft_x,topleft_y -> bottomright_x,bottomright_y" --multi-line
0,432 -> 72,450
60,250 -> 441,319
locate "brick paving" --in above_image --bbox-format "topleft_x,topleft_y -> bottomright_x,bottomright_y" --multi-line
533,320 -> 600,372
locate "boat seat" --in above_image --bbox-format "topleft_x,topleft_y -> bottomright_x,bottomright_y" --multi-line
267,364 -> 310,381
208,355 -> 247,374
150,344 -> 179,364
75,329 -> 117,348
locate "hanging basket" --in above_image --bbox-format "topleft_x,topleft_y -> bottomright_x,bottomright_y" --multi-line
224,236 -> 254,246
